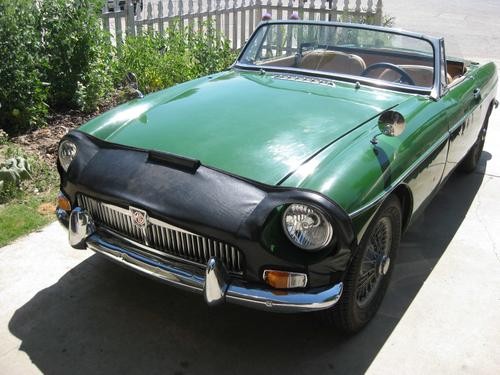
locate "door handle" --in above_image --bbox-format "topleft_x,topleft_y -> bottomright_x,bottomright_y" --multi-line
473,88 -> 481,100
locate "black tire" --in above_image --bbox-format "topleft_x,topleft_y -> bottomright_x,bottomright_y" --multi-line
322,195 -> 402,334
459,110 -> 491,173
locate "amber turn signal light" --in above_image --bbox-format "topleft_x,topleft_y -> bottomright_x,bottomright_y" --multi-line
57,192 -> 72,212
263,270 -> 308,289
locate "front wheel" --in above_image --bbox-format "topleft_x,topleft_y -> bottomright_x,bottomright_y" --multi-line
322,195 -> 402,334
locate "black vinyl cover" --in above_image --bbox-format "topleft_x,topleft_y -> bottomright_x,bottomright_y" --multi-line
59,130 -> 356,286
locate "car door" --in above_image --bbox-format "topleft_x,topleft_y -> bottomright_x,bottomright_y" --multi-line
441,43 -> 486,177
403,41 -> 451,213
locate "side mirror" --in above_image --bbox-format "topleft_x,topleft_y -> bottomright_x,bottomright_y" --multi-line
371,111 -> 405,145
125,72 -> 144,99
378,111 -> 406,137
126,72 -> 139,90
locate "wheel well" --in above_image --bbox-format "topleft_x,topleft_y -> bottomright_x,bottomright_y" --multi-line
392,184 -> 413,233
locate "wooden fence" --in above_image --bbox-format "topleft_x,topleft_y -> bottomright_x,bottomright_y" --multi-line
102,0 -> 383,52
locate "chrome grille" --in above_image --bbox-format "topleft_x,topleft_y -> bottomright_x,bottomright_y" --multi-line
78,195 -> 243,273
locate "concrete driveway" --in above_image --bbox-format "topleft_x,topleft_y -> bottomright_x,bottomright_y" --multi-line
1,2 -> 500,373
1,113 -> 499,375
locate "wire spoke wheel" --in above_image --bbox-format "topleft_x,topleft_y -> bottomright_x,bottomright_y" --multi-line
322,195 -> 401,334
355,216 -> 392,308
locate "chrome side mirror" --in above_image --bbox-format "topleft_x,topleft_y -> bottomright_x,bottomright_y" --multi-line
125,72 -> 144,99
371,111 -> 406,145
126,72 -> 139,89
378,111 -> 406,136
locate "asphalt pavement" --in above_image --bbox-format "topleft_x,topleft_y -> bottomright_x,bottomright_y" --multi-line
1,1 -> 500,374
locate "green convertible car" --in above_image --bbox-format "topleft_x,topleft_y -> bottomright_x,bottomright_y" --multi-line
56,21 -> 498,333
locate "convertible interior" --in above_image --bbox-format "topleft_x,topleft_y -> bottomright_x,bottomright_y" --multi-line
259,48 -> 467,88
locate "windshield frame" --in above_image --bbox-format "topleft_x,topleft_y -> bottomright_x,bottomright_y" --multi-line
234,20 -> 442,99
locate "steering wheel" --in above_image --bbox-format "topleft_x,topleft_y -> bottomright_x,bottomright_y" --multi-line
361,62 -> 415,86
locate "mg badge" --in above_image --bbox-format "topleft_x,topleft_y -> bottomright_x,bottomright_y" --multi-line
130,207 -> 148,228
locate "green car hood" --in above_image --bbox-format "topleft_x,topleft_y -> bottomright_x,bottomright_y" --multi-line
79,70 -> 410,185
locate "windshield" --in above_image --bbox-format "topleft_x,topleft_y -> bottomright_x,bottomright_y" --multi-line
238,23 -> 436,90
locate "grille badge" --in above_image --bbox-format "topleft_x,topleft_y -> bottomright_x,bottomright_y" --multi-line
129,207 -> 150,246
130,207 -> 148,228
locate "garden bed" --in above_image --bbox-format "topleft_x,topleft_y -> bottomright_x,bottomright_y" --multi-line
0,100 -> 119,247
11,95 -> 121,165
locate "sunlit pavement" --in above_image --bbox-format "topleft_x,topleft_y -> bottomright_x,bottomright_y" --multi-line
367,110 -> 500,373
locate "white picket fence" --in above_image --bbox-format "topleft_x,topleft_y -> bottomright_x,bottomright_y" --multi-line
102,0 -> 383,51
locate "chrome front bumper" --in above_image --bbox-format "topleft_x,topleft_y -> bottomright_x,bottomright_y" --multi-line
66,207 -> 343,313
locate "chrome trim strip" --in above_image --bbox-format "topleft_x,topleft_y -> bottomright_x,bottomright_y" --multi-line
99,226 -> 210,270
225,282 -> 343,312
235,63 -> 432,96
88,238 -> 205,293
84,230 -> 343,313
271,73 -> 336,87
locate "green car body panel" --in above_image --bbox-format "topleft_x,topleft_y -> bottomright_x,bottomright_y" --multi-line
57,21 -> 498,318
79,70 -> 408,187
79,63 -> 498,232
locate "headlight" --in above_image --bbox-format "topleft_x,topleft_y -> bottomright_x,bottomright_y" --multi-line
282,204 -> 333,250
58,140 -> 77,172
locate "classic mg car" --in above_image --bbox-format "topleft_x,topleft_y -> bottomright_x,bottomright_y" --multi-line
56,21 -> 498,333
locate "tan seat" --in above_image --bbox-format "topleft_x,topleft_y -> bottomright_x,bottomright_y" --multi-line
299,50 -> 366,75
378,64 -> 453,87
260,55 -> 296,68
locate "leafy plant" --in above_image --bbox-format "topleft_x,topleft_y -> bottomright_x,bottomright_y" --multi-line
0,129 -> 8,145
0,0 -> 48,133
40,0 -> 115,112
114,21 -> 236,94
187,22 -> 235,77
75,31 -> 116,112
0,0 -> 117,133
0,143 -> 57,204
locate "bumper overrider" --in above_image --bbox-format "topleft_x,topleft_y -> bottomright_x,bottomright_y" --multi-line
57,131 -> 356,313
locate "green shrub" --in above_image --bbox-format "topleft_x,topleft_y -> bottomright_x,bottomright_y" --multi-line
40,0 -> 115,112
114,22 -> 236,94
1,4 -> 234,134
75,31 -> 115,112
0,0 -> 48,133
0,0 -> 115,133
187,22 -> 236,77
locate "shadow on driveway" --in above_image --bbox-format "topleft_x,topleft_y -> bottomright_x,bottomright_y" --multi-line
8,154 -> 490,375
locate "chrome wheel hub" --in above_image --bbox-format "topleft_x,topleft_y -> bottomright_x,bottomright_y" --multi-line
377,255 -> 390,276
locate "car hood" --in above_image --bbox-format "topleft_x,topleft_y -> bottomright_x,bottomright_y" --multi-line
79,70 -> 410,185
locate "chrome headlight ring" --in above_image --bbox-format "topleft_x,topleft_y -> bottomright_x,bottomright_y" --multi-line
282,203 -> 334,251
58,140 -> 78,172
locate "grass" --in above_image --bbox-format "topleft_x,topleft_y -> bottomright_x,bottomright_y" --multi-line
0,143 -> 58,247
0,194 -> 56,247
